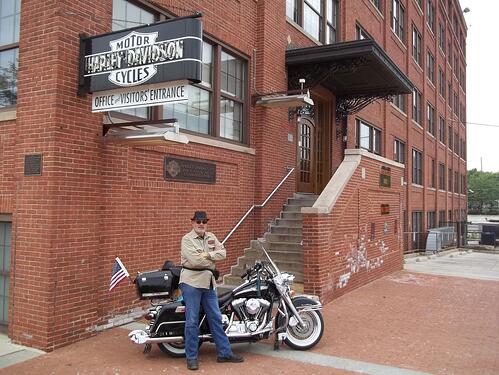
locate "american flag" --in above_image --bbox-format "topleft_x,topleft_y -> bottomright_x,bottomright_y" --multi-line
109,257 -> 129,291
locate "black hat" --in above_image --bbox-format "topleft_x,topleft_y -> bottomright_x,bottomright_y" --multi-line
191,211 -> 209,221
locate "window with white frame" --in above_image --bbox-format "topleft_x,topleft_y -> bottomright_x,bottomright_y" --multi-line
438,115 -> 445,143
427,103 -> 435,136
392,94 -> 407,112
412,149 -> 423,185
164,43 -> 248,143
438,67 -> 445,97
429,157 -> 436,188
0,0 -> 20,108
438,21 -> 446,53
394,139 -> 405,164
412,88 -> 422,125
427,50 -> 435,83
438,162 -> 445,190
356,119 -> 381,155
286,0 -> 339,44
412,25 -> 422,65
391,0 -> 405,42
426,0 -> 435,33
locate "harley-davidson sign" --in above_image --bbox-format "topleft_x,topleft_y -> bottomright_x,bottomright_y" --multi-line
79,16 -> 202,94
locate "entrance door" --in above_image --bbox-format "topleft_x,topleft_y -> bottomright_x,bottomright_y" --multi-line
297,116 -> 316,193
0,221 -> 11,325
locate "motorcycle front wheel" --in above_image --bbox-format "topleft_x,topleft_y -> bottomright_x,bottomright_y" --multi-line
279,298 -> 324,350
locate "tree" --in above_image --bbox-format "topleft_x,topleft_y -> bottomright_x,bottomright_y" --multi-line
467,169 -> 499,214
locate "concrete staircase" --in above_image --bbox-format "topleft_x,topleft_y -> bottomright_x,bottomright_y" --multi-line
221,193 -> 318,290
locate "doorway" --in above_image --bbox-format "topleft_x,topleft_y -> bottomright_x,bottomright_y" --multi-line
0,220 -> 11,326
296,97 -> 331,194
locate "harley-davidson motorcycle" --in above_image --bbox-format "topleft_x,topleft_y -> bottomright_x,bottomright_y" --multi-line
128,243 -> 324,356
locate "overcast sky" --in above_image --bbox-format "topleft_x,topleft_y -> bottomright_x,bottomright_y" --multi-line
461,0 -> 499,172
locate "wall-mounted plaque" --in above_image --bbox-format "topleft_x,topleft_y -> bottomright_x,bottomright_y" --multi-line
379,165 -> 391,187
164,156 -> 216,184
24,154 -> 42,176
381,204 -> 390,215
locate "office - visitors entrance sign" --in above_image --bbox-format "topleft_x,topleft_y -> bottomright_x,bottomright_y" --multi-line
79,17 -> 202,112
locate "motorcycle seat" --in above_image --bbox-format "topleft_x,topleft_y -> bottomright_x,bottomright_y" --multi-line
217,291 -> 233,307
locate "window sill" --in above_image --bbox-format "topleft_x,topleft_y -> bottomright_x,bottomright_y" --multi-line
427,187 -> 436,191
411,183 -> 424,189
389,102 -> 407,118
438,189 -> 446,193
412,120 -> 423,130
0,108 -> 16,122
286,18 -> 322,46
186,133 -> 256,155
389,31 -> 406,51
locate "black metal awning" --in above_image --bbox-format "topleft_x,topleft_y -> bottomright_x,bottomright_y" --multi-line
286,39 -> 414,119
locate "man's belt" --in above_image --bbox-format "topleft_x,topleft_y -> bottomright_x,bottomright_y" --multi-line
182,266 -> 220,280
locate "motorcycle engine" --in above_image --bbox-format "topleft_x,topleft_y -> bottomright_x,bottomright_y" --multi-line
230,298 -> 271,333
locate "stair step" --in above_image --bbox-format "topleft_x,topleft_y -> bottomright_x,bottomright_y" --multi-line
275,218 -> 303,228
266,241 -> 303,251
281,211 -> 303,220
270,225 -> 303,235
282,204 -> 304,213
264,233 -> 302,242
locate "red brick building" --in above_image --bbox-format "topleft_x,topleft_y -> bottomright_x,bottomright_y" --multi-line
0,0 -> 466,351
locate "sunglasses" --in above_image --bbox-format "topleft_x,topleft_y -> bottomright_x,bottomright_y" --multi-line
195,220 -> 208,224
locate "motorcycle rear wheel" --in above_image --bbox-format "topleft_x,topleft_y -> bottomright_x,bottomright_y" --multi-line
157,341 -> 203,358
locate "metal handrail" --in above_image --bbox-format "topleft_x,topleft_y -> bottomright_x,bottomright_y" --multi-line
222,167 -> 295,245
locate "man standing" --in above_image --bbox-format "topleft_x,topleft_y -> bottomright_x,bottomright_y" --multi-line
180,211 -> 244,371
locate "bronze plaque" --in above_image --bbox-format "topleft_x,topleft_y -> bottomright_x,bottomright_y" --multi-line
381,204 -> 390,215
164,156 -> 216,184
379,165 -> 391,187
24,154 -> 42,176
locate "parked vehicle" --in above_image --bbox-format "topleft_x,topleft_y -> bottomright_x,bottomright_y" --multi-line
128,242 -> 324,356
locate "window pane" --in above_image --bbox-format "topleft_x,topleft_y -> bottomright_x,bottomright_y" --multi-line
201,42 -> 213,87
0,0 -> 20,46
303,4 -> 320,40
359,123 -> 370,150
112,0 -> 155,31
221,51 -> 244,99
163,86 -> 211,134
220,98 -> 243,142
286,0 -> 297,20
306,0 -> 321,12
0,47 -> 18,108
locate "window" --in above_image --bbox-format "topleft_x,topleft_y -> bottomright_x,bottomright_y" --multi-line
427,103 -> 435,136
356,24 -> 371,40
412,211 -> 423,247
412,25 -> 422,65
454,171 -> 459,194
112,0 -> 156,119
391,94 -> 407,112
448,167 -> 453,192
438,115 -> 445,143
414,0 -> 423,10
391,0 -> 406,42
412,88 -> 422,125
412,149 -> 423,185
438,21 -> 446,53
164,43 -> 248,143
429,158 -> 436,188
448,209 -> 452,222
0,0 -> 20,108
453,91 -> 459,115
438,163 -> 445,190
426,0 -> 435,33
438,210 -> 446,227
427,211 -> 436,229
394,139 -> 405,164
356,119 -> 381,154
426,50 -> 435,83
438,67 -> 445,97
448,125 -> 453,150
371,0 -> 381,11
454,131 -> 459,155
287,0 -> 339,44
448,81 -> 452,103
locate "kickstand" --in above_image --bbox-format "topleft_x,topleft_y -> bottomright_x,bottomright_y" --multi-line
273,338 -> 280,351
143,343 -> 152,354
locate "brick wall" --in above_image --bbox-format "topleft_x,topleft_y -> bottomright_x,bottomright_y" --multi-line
302,151 -> 405,303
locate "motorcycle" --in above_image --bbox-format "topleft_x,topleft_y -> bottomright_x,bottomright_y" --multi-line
128,242 -> 324,356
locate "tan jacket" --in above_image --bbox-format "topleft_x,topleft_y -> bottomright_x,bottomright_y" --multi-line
179,229 -> 226,289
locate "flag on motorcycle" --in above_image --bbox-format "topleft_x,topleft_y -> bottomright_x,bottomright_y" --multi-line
109,257 -> 130,291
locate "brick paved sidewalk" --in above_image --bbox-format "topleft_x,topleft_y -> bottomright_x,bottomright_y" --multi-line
1,261 -> 498,374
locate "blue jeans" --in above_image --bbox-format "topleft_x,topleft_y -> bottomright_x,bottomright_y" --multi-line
180,283 -> 233,360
